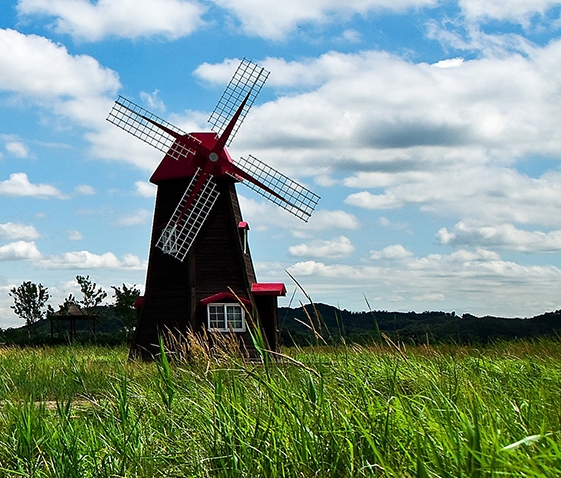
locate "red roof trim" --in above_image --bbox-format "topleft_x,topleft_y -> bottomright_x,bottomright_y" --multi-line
251,283 -> 286,296
200,292 -> 252,306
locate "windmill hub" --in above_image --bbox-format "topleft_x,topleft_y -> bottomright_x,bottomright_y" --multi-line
209,152 -> 219,162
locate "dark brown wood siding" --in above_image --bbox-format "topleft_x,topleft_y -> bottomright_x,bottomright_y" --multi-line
131,175 -> 265,358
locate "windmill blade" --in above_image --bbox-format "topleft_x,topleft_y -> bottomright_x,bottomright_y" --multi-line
208,58 -> 269,146
235,155 -> 320,222
156,169 -> 219,261
107,96 -> 199,160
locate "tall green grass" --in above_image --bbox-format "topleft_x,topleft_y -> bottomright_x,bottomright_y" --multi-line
0,340 -> 559,476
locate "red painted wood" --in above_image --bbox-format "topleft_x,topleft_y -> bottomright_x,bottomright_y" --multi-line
200,291 -> 252,306
251,283 -> 287,296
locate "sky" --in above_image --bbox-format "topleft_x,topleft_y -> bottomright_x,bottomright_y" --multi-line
1,0 -> 561,327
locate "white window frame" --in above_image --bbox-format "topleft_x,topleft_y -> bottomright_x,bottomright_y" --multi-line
207,303 -> 246,332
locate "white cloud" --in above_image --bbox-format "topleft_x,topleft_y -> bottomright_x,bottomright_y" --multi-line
285,247 -> 561,317
0,28 -> 126,169
413,293 -> 445,302
0,172 -> 67,199
74,184 -> 95,195
204,43 -> 561,236
289,236 -> 354,258
116,209 -> 152,227
344,166 -> 561,228
67,230 -> 83,241
39,250 -> 146,269
88,123 -> 163,172
17,0 -> 206,41
5,141 -> 30,158
0,28 -> 119,100
437,222 -> 561,252
378,216 -> 410,232
370,244 -> 413,260
0,222 -> 40,241
307,209 -> 361,231
339,29 -> 362,44
433,57 -> 464,69
135,181 -> 157,198
140,89 -> 166,113
239,194 -> 360,235
458,0 -> 560,25
0,241 -> 42,261
209,0 -> 437,40
345,190 -> 404,210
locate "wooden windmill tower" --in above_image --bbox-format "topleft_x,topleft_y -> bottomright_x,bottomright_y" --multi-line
107,59 -> 320,358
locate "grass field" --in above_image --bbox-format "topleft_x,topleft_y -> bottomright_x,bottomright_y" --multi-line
0,337 -> 559,477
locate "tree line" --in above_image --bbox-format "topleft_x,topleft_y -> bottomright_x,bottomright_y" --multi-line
7,276 -> 140,343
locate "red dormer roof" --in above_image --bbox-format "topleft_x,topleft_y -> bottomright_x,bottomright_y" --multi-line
200,291 -> 252,306
251,283 -> 286,296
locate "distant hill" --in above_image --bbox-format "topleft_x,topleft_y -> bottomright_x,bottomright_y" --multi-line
2,303 -> 561,346
278,303 -> 561,345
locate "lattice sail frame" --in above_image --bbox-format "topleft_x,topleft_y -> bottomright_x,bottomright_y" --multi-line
208,58 -> 270,146
107,96 -> 199,160
156,169 -> 220,261
235,155 -> 320,222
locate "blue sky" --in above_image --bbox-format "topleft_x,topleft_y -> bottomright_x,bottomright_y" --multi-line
1,0 -> 561,327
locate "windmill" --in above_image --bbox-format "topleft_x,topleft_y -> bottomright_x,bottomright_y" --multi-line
107,59 -> 320,358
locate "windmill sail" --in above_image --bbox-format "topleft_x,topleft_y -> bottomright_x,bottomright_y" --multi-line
234,155 -> 320,222
107,96 -> 199,160
156,169 -> 219,261
208,58 -> 269,146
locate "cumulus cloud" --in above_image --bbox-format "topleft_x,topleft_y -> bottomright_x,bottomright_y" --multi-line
458,0 -> 560,25
5,140 -> 30,158
285,247 -> 561,317
67,230 -> 83,241
238,194 -> 360,235
0,173 -> 67,199
344,166 -> 561,228
74,184 -> 95,195
134,181 -> 157,198
39,250 -> 146,269
0,241 -> 42,260
289,236 -> 354,258
140,90 -> 166,113
370,244 -> 413,260
116,209 -> 152,227
0,28 -> 119,100
0,222 -> 40,241
16,0 -> 206,41
221,43 -> 561,189
209,0 -> 437,40
87,123 -> 163,172
437,222 -> 561,252
0,28 -> 139,171
306,209 -> 360,231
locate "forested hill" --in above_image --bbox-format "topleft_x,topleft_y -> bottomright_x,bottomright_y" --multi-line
278,304 -> 561,345
3,303 -> 561,346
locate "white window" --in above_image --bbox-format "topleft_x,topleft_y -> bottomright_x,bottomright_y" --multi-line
207,303 -> 245,332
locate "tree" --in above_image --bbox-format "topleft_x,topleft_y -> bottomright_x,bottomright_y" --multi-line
112,284 -> 141,340
9,281 -> 50,338
76,275 -> 107,315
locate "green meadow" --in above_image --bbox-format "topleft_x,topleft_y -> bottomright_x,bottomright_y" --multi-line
0,339 -> 559,477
